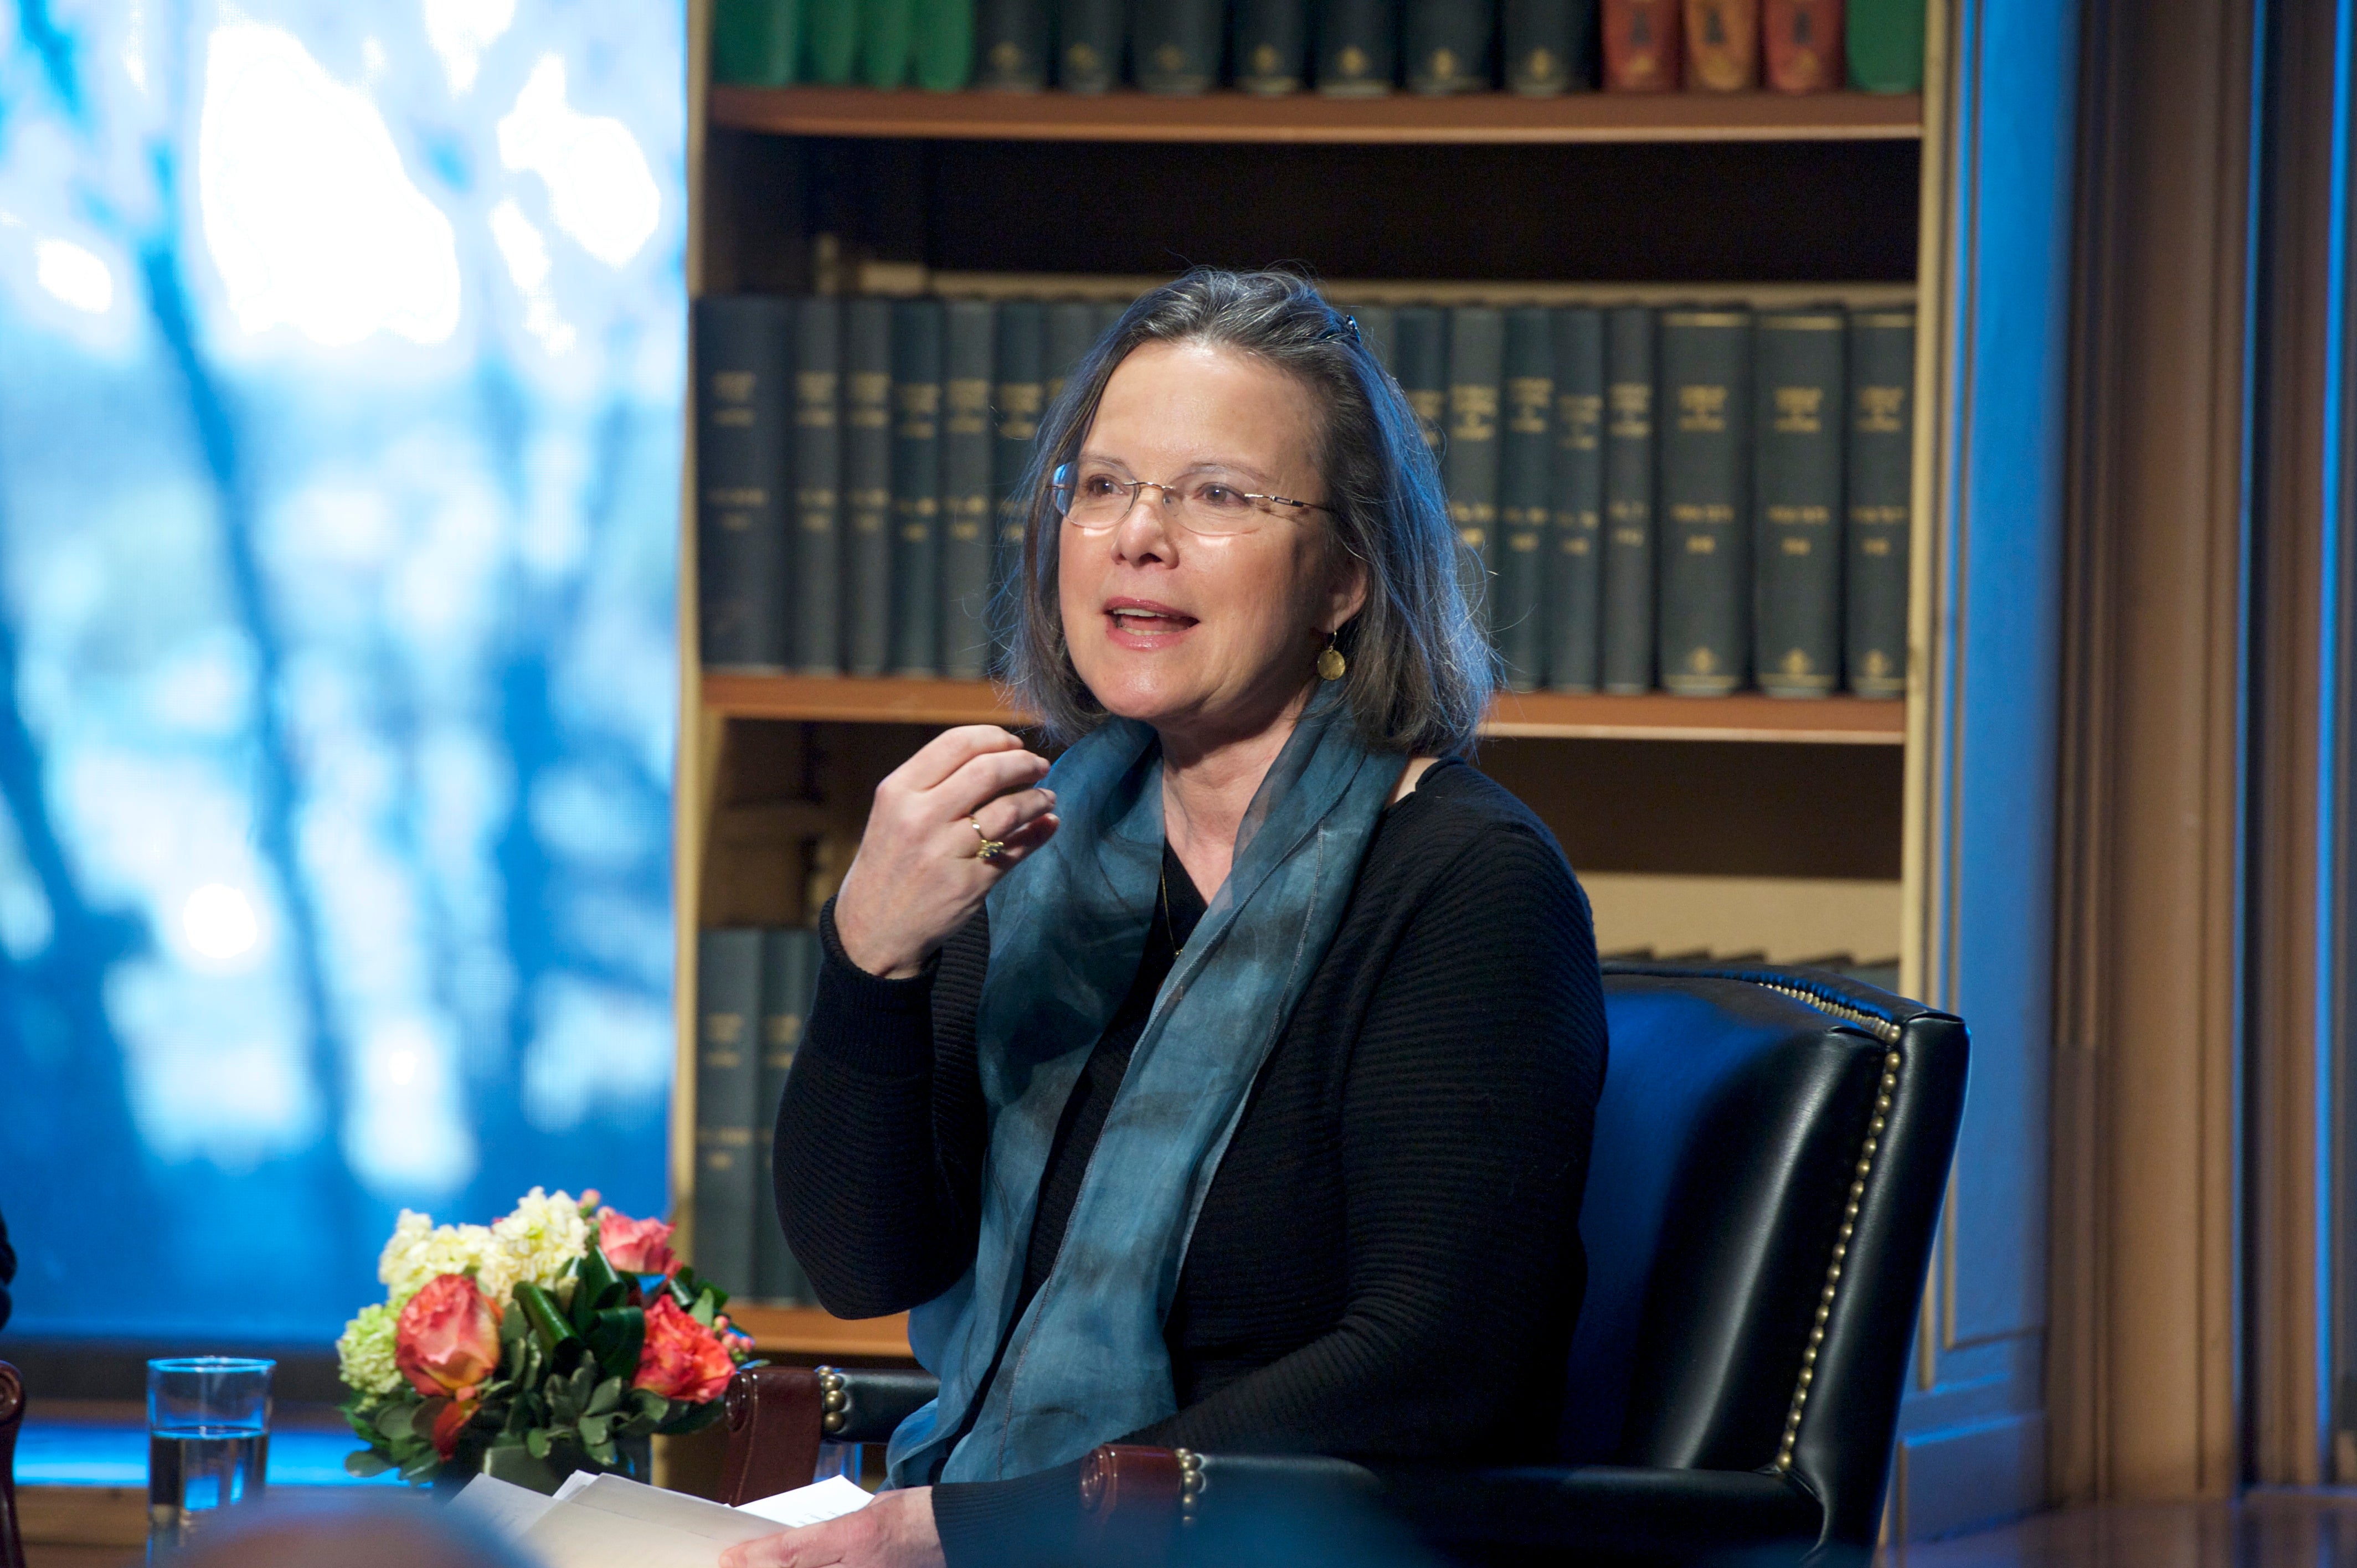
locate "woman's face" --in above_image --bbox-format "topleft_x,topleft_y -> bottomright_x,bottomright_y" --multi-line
1058,340 -> 1366,746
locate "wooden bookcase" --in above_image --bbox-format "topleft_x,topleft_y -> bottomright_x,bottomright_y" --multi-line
678,25 -> 1939,1360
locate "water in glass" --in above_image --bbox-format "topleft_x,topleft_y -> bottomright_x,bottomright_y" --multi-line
147,1356 -> 272,1559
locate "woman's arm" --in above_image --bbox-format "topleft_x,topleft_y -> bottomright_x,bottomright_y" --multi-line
1134,821 -> 1605,1458
774,904 -> 992,1319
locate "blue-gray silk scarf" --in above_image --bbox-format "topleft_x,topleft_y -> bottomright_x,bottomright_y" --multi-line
885,692 -> 1397,1486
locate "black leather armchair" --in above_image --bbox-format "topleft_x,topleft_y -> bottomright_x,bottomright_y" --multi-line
724,963 -> 1968,1565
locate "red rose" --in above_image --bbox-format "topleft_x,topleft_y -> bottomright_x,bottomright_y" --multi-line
596,1206 -> 680,1277
394,1274 -> 503,1401
430,1396 -> 477,1461
632,1293 -> 734,1405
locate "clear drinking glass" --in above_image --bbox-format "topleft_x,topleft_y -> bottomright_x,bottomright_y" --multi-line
147,1356 -> 272,1557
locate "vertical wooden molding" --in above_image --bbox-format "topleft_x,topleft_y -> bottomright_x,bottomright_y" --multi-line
2048,0 -> 2252,1503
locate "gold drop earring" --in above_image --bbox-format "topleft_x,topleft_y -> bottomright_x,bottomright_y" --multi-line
1317,631 -> 1346,681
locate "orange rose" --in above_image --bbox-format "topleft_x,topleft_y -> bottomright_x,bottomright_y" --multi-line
394,1274 -> 502,1401
632,1293 -> 734,1405
430,1395 -> 477,1460
596,1206 -> 680,1277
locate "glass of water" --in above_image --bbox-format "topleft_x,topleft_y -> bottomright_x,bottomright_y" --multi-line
147,1357 -> 272,1557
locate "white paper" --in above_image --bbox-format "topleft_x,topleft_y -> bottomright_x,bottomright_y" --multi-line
737,1474 -> 876,1530
449,1474 -> 560,1540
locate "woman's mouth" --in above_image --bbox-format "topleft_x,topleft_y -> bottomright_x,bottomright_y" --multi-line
1105,601 -> 1198,644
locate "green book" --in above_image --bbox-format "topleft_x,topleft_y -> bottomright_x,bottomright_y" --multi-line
993,300 -> 1046,665
804,0 -> 861,81
1753,309 -> 1845,698
1046,300 -> 1099,405
1406,0 -> 1493,92
975,0 -> 1049,86
1318,0 -> 1397,94
1057,0 -> 1124,87
754,929 -> 818,1307
1135,0 -> 1219,92
1846,309 -> 1914,697
861,0 -> 915,85
1237,0 -> 1310,92
1352,303 -> 1397,375
1547,306 -> 1604,691
913,0 -> 976,86
941,300 -> 997,680
1496,306 -> 1553,692
694,296 -> 792,672
1502,0 -> 1595,92
693,929 -> 763,1300
791,297 -> 844,674
1601,306 -> 1656,693
891,298 -> 945,677
1658,308 -> 1752,696
1445,306 -> 1505,642
1846,0 -> 1924,92
714,0 -> 800,84
1394,306 -> 1447,458
843,298 -> 894,678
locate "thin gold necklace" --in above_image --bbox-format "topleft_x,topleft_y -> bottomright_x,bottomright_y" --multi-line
1160,862 -> 1183,957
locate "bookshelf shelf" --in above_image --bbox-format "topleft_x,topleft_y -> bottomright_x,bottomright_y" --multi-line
709,84 -> 1923,146
731,1304 -> 916,1360
703,673 -> 1907,744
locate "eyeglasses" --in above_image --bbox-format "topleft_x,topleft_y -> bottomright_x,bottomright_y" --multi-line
1051,462 -> 1332,538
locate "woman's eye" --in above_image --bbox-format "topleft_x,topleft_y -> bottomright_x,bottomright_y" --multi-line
1195,484 -> 1249,510
1079,474 -> 1123,498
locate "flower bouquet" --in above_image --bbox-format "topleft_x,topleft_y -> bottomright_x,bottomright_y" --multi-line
337,1187 -> 754,1489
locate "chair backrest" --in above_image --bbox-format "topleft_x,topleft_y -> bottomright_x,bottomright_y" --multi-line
1559,964 -> 1967,1547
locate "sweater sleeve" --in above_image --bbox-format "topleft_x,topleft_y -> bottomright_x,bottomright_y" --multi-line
1130,821 -> 1605,1461
774,901 -> 992,1319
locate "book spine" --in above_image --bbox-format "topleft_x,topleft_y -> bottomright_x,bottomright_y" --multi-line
862,0 -> 916,85
1394,306 -> 1448,458
1763,0 -> 1841,90
1681,0 -> 1756,89
941,300 -> 997,680
1752,309 -> 1844,697
1237,0 -> 1311,92
754,928 -> 818,1307
843,298 -> 895,678
1045,300 -> 1100,405
1602,0 -> 1679,90
1845,0 -> 1922,91
1057,0 -> 1125,88
993,300 -> 1046,668
695,297 -> 793,672
1658,308 -> 1752,695
1134,0 -> 1220,92
1504,0 -> 1598,92
792,297 -> 845,675
913,0 -> 977,85
891,299 -> 946,677
1316,0 -> 1398,94
715,0 -> 801,83
1845,308 -> 1913,696
975,0 -> 1051,86
1601,306 -> 1656,692
1352,303 -> 1398,374
804,0 -> 862,81
1496,306 -> 1553,692
693,928 -> 764,1299
1548,306 -> 1604,691
1445,306 -> 1505,643
1407,0 -> 1495,92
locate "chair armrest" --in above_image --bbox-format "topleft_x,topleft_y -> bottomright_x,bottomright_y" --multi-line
1382,1464 -> 1823,1557
719,1366 -> 943,1505
2,1360 -> 27,1568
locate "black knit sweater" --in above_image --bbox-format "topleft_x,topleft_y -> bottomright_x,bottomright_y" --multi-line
774,760 -> 1606,1562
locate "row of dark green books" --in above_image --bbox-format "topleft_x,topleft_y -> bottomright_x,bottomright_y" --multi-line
715,0 -> 1923,97
695,291 -> 1914,698
693,926 -> 820,1308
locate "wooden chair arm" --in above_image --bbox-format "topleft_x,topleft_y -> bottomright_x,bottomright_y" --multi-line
719,1365 -> 826,1506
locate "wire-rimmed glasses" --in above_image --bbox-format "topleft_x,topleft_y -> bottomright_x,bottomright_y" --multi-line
1051,461 -> 1332,538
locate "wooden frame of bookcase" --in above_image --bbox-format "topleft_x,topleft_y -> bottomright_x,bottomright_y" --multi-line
675,19 -> 1947,1366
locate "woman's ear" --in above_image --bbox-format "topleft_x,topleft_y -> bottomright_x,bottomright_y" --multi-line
1324,551 -> 1370,634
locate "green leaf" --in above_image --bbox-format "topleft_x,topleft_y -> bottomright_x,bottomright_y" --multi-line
657,1399 -> 726,1437
586,1377 -> 623,1418
375,1403 -> 418,1442
525,1427 -> 553,1461
399,1450 -> 444,1483
587,1308 -> 645,1384
690,1287 -> 720,1329
514,1282 -> 581,1356
410,1398 -> 449,1443
586,1435 -> 617,1466
630,1389 -> 668,1422
578,1414 -> 612,1447
571,1247 -> 626,1331
344,1447 -> 394,1478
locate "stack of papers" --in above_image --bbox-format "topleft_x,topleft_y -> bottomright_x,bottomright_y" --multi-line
450,1470 -> 875,1567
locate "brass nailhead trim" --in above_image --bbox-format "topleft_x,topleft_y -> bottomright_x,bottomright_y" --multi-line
1176,1448 -> 1205,1528
818,1366 -> 848,1435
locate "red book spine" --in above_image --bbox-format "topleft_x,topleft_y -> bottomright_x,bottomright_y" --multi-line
1764,0 -> 1844,91
1682,0 -> 1759,89
1603,0 -> 1682,91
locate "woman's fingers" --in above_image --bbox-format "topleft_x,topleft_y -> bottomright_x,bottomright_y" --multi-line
930,746 -> 1052,819
972,787 -> 1057,844
718,1525 -> 835,1568
896,725 -> 1030,792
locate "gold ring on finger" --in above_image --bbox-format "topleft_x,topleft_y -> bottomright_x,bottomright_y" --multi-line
969,816 -> 1007,862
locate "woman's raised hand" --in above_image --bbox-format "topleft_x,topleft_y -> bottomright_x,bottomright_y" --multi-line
832,726 -> 1058,978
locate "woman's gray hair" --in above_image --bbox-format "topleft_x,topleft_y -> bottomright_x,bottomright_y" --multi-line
999,267 -> 1496,758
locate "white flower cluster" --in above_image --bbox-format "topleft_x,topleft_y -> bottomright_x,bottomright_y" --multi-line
335,1301 -> 404,1397
374,1188 -> 592,1313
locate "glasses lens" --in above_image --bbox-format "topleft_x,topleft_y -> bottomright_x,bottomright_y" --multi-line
1175,478 -> 1267,536
1059,463 -> 1134,529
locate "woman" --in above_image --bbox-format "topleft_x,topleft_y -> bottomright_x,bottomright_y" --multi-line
727,270 -> 1605,1568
